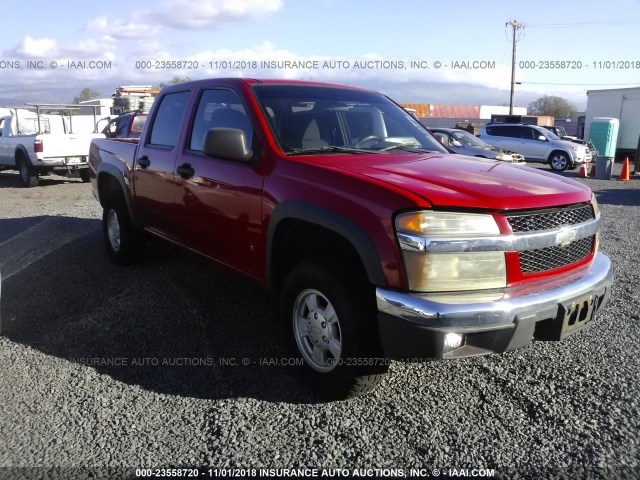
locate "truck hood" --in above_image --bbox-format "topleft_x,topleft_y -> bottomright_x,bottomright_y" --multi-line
324,153 -> 592,210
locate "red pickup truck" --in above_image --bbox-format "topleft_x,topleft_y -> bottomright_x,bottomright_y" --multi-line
89,78 -> 613,400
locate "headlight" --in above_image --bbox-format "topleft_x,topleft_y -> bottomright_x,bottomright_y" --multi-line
396,211 -> 500,237
396,211 -> 506,292
402,250 -> 507,292
495,153 -> 512,161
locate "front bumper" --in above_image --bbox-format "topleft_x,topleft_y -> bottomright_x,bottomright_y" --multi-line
376,252 -> 612,359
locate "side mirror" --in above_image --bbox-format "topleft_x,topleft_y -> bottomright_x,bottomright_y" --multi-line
203,127 -> 253,162
451,139 -> 463,148
537,135 -> 547,142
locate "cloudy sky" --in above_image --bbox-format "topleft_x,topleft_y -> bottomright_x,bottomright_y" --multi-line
1,0 -> 639,109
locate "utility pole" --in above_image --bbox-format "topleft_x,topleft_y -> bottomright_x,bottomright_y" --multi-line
506,20 -> 525,115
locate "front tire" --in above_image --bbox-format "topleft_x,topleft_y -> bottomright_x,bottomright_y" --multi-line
549,152 -> 570,171
17,156 -> 38,187
102,198 -> 144,265
280,262 -> 388,400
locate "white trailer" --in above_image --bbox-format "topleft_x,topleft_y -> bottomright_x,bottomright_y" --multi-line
584,87 -> 640,158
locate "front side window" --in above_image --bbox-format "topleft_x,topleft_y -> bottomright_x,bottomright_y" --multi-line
251,84 -> 447,155
189,89 -> 254,152
518,127 -> 536,140
149,91 -> 190,147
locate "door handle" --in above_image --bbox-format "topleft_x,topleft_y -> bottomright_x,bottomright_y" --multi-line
176,163 -> 195,179
137,156 -> 151,168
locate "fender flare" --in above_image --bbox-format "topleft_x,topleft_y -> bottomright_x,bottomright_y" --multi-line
266,201 -> 386,289
96,163 -> 139,228
14,146 -> 33,169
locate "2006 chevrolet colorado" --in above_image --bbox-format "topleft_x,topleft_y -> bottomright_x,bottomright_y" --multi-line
89,78 -> 613,400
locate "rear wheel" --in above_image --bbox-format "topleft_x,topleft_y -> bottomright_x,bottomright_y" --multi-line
17,155 -> 38,187
102,197 -> 144,265
280,262 -> 388,400
549,152 -> 570,171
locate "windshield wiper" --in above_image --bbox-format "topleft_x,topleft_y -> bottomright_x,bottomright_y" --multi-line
287,146 -> 378,155
379,144 -> 439,153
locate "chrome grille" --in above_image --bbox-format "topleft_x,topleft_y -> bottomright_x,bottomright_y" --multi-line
506,204 -> 594,233
520,236 -> 594,273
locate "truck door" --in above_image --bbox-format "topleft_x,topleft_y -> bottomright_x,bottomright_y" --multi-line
173,88 -> 265,279
132,90 -> 191,240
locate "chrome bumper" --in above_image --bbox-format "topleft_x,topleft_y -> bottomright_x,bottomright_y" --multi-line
376,253 -> 613,359
38,157 -> 89,167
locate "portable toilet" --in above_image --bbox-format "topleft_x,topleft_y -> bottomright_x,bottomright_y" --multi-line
589,117 -> 619,157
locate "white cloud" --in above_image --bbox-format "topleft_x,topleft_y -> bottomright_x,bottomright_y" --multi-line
154,0 -> 283,29
61,37 -> 116,58
85,15 -> 161,39
83,0 -> 282,42
10,36 -> 57,58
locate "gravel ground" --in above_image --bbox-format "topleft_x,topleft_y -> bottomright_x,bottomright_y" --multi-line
0,166 -> 638,479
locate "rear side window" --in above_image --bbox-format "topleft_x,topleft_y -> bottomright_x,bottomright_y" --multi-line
149,91 -> 190,147
486,125 -> 521,138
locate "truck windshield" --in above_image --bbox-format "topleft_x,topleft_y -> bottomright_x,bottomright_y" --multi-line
251,84 -> 448,155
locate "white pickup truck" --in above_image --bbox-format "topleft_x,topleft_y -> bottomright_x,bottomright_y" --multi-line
0,104 -> 104,187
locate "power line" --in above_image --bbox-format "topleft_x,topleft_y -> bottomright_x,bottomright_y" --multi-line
524,18 -> 640,28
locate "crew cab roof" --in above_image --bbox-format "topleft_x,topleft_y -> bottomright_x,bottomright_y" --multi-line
160,78 -> 376,93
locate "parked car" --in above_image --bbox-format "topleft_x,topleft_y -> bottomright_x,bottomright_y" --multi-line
430,128 -> 525,163
101,111 -> 147,139
477,123 -> 592,171
88,78 -> 612,399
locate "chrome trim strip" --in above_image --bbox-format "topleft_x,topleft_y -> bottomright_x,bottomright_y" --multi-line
398,215 -> 600,254
376,252 -> 612,329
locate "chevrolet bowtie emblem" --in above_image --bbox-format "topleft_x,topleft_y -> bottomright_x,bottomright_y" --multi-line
556,226 -> 577,246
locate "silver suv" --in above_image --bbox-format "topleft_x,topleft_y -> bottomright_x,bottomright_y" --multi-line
477,123 -> 592,171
